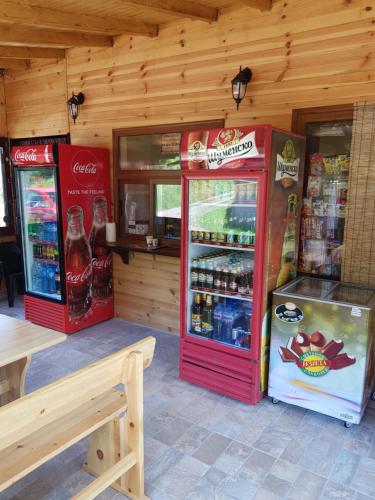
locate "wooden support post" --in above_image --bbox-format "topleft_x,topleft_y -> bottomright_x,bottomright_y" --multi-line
122,351 -> 148,500
0,355 -> 31,406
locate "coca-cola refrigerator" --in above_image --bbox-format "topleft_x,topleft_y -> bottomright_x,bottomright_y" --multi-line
180,126 -> 305,404
12,144 -> 114,334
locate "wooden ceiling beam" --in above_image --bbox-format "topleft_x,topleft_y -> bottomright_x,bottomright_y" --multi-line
0,25 -> 113,47
0,0 -> 157,37
0,57 -> 29,69
122,0 -> 218,22
237,0 -> 272,11
0,45 -> 65,59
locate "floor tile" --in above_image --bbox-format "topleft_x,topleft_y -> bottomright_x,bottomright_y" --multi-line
350,456 -> 375,497
1,297 -> 375,500
287,470 -> 326,500
193,433 -> 232,465
238,449 -> 275,485
322,480 -> 358,500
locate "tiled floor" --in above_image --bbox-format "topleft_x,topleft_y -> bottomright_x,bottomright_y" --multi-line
1,298 -> 375,500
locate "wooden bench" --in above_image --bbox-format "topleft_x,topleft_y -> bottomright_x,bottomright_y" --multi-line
0,336 -> 156,500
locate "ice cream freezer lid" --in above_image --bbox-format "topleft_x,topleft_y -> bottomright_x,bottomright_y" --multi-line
274,276 -> 375,307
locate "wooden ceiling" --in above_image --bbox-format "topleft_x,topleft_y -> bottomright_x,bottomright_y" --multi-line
0,0 -> 272,68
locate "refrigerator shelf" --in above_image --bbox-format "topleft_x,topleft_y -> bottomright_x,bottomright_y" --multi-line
191,202 -> 257,208
190,287 -> 253,302
187,331 -> 250,351
34,257 -> 59,265
29,239 -> 58,245
191,241 -> 255,251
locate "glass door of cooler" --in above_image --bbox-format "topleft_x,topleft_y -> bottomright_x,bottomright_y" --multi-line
16,167 -> 63,302
187,178 -> 258,352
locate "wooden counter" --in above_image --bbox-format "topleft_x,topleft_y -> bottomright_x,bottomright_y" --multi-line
113,252 -> 180,335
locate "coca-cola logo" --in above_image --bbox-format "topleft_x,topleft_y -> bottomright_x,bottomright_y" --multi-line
92,253 -> 112,271
73,162 -> 97,174
67,264 -> 92,285
14,148 -> 37,162
71,150 -> 101,188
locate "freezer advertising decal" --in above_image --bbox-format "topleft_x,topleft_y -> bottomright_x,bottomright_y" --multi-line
59,146 -> 113,326
268,291 -> 373,424
275,140 -> 300,188
180,126 -> 266,170
12,145 -> 55,166
207,129 -> 259,169
278,330 -> 356,377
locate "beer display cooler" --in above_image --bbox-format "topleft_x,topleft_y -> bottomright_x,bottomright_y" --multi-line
12,144 -> 114,334
180,126 -> 305,404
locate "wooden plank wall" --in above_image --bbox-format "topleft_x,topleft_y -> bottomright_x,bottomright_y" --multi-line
3,0 -> 375,331
114,253 -> 180,334
4,59 -> 68,138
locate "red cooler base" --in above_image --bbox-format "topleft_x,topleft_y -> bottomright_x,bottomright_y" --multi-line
180,340 -> 262,405
24,294 -> 114,334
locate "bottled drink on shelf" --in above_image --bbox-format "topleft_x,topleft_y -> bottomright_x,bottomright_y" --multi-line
198,260 -> 206,288
201,294 -> 214,337
47,264 -> 57,294
55,265 -> 61,294
191,230 -> 198,242
213,265 -> 221,290
28,216 -> 35,240
206,263 -> 214,289
217,230 -> 226,244
221,306 -> 234,344
229,269 -> 238,293
203,230 -> 211,241
220,267 -> 229,292
238,269 -> 247,294
191,258 -> 198,287
191,293 -> 203,334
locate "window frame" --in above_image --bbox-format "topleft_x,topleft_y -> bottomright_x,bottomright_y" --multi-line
0,137 -> 15,236
113,120 -> 224,248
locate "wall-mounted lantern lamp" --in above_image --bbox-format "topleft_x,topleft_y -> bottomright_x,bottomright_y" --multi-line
231,66 -> 252,110
67,92 -> 85,123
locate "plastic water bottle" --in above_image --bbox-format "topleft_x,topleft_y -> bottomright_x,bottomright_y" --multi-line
222,306 -> 234,345
41,263 -> 48,294
47,264 -> 57,294
51,221 -> 58,243
31,262 -> 39,291
213,302 -> 222,340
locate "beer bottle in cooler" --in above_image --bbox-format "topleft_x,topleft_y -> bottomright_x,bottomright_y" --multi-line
90,196 -> 113,304
191,258 -> 199,287
201,294 -> 214,338
65,206 -> 92,322
191,293 -> 203,334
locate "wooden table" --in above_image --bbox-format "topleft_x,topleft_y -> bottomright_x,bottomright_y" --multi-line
0,314 -> 66,405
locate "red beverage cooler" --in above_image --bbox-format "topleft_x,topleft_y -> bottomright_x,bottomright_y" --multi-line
180,126 -> 305,404
12,144 -> 114,334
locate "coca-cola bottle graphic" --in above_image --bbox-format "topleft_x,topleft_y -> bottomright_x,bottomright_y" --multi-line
89,196 -> 112,304
65,206 -> 92,322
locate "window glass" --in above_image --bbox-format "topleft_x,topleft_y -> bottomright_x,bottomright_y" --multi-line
123,184 -> 150,235
154,184 -> 181,239
119,133 -> 181,170
299,121 -> 352,280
